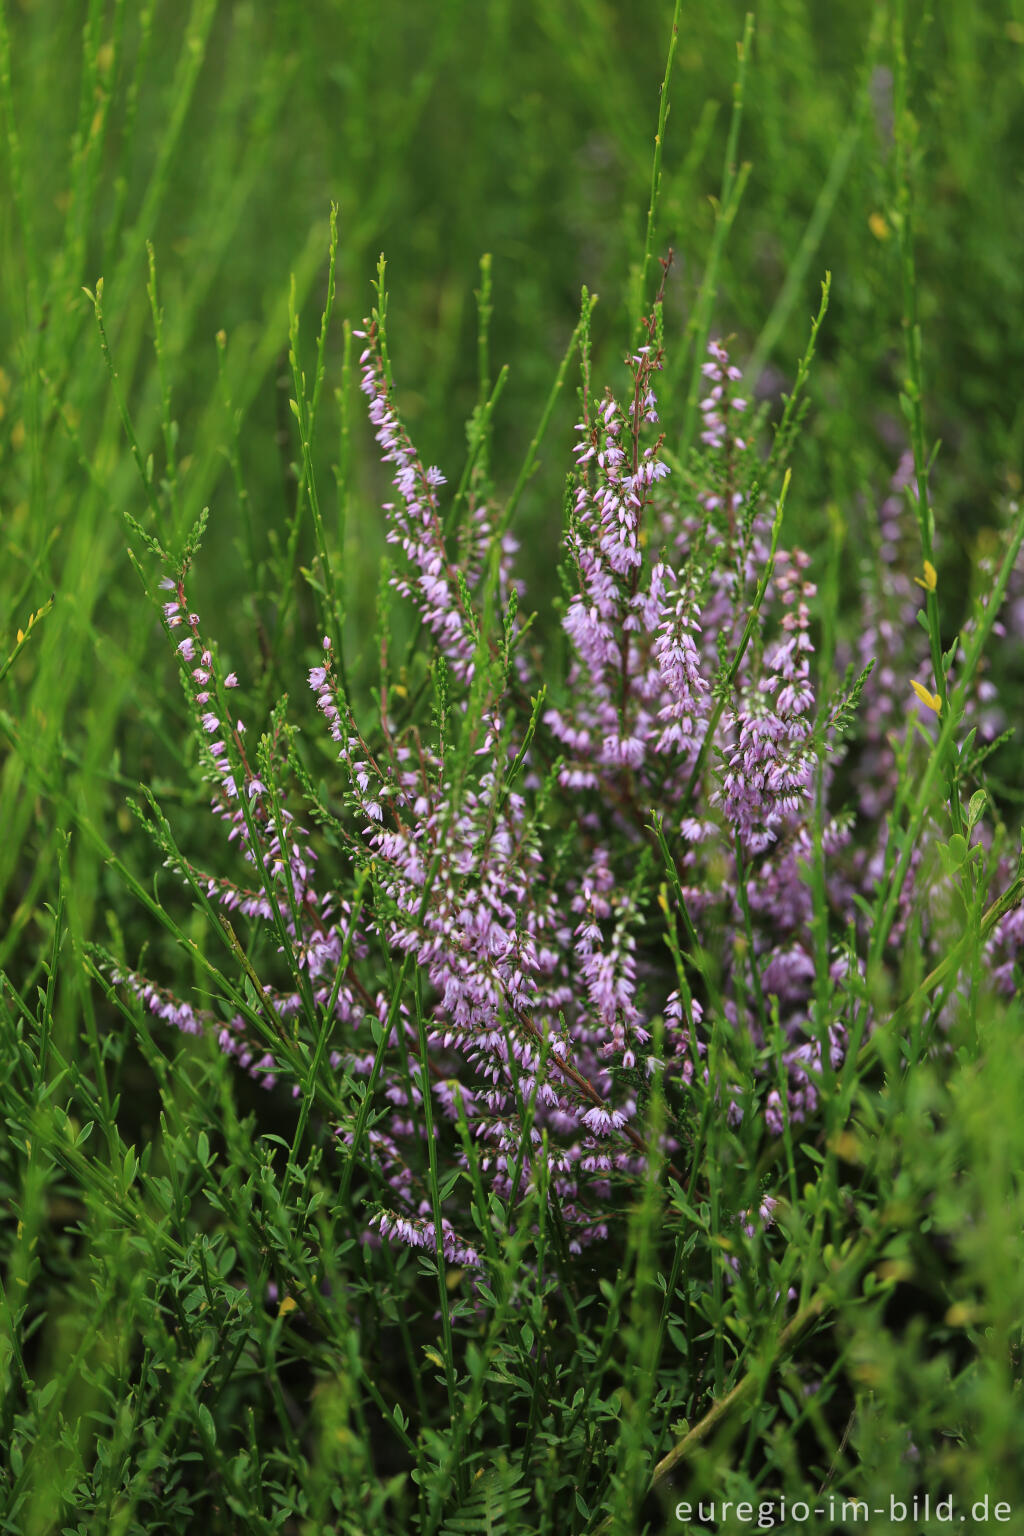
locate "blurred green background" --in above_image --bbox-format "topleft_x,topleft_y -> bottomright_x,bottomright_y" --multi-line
1,0 -> 1023,1016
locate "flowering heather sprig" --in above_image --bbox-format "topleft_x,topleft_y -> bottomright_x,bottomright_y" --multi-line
698,342 -> 747,453
714,548 -> 817,855
547,339 -> 703,797
111,965 -> 304,1093
354,322 -> 503,685
697,339 -> 747,536
371,1208 -> 481,1269
159,573 -> 330,926
118,577 -> 373,1085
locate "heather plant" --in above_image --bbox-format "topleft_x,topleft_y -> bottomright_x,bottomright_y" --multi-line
6,4 -> 1024,1535
102,281 -> 864,1266
64,258 -> 1024,1527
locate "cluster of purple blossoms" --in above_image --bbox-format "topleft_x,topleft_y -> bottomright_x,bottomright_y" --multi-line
356,330 -> 520,686
698,339 -> 747,531
714,548 -> 817,856
114,311 -> 1022,1268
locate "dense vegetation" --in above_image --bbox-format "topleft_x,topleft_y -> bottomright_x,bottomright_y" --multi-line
3,3 -> 1024,1532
